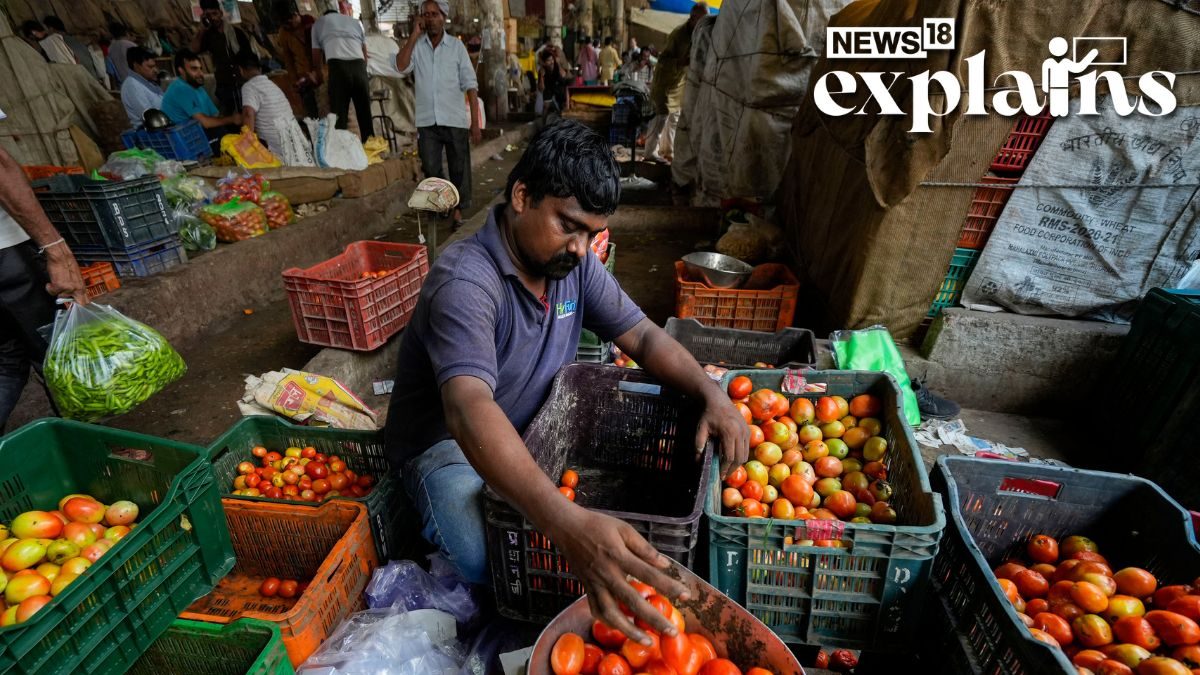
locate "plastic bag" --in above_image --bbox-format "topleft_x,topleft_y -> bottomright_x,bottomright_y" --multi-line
260,191 -> 295,229
364,136 -> 389,165
590,228 -> 610,263
306,114 -> 369,170
163,174 -> 216,209
176,211 -> 217,251
297,606 -> 465,675
829,325 -> 920,426
274,116 -> 316,167
199,197 -> 269,242
220,126 -> 282,169
365,559 -> 479,624
215,171 -> 269,204
44,303 -> 186,422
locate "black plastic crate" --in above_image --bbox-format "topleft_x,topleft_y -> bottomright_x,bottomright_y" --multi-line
664,317 -> 817,369
484,363 -> 713,623
75,234 -> 188,278
930,456 -> 1200,675
33,174 -> 173,252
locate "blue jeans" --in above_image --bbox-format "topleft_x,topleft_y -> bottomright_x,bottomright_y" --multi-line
403,439 -> 489,584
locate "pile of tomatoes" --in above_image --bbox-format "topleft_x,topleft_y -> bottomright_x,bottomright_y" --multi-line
995,533 -> 1200,674
721,376 -> 898,529
258,576 -> 304,599
230,445 -> 376,503
549,580 -> 776,675
560,469 -> 580,502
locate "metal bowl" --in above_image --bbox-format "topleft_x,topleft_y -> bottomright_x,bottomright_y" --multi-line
528,563 -> 805,675
682,252 -> 754,289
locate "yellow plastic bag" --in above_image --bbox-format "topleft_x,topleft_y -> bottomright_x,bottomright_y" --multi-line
363,136 -> 389,165
220,127 -> 282,169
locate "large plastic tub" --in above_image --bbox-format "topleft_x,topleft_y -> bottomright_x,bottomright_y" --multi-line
0,419 -> 234,675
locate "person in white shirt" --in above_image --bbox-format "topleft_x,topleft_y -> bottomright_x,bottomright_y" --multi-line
120,47 -> 165,128
236,51 -> 295,154
396,0 -> 481,229
0,122 -> 86,430
108,23 -> 138,84
311,10 -> 373,141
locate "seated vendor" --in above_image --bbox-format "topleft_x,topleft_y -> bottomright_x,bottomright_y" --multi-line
161,49 -> 241,140
385,120 -> 748,643
120,47 -> 164,128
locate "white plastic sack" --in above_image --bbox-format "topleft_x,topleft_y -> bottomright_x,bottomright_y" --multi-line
273,115 -> 316,167
962,101 -> 1200,321
305,114 -> 369,171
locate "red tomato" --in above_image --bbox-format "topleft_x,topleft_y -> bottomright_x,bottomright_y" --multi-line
1146,610 -> 1200,646
829,649 -> 859,672
559,486 -> 576,501
1028,534 -> 1060,564
581,645 -> 604,675
259,577 -> 280,597
1112,616 -> 1162,651
306,462 -> 329,479
744,669 -> 773,675
724,466 -> 748,489
561,470 -> 580,489
552,633 -> 586,675
301,446 -> 317,459
598,653 -> 632,675
661,633 -> 703,675
593,620 -> 627,648
728,376 -> 753,400
696,659 -> 741,675
688,634 -> 717,663
636,595 -> 675,632
1035,612 -> 1075,645
278,580 -> 299,599
814,651 -> 830,669
629,579 -> 656,600
1168,595 -> 1200,623
621,633 -> 661,669
644,660 -> 677,675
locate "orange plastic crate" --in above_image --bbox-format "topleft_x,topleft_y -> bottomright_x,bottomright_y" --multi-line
22,164 -> 84,181
282,241 -> 429,351
990,113 -> 1053,174
674,261 -> 799,332
180,499 -> 379,667
81,261 -> 121,299
957,176 -> 1019,249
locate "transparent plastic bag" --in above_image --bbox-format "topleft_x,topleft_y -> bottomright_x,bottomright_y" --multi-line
829,325 -> 920,426
100,148 -> 166,180
176,210 -> 217,251
199,197 -> 269,242
163,174 -> 216,208
260,191 -> 295,229
298,606 -> 465,675
44,303 -> 186,422
364,559 -> 479,624
215,171 -> 269,204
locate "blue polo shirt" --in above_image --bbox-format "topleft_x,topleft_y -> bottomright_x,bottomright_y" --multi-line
160,78 -> 219,125
385,206 -> 644,465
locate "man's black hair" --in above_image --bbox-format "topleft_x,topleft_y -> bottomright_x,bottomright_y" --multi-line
20,20 -> 44,38
43,16 -> 65,32
174,48 -> 200,74
235,50 -> 261,70
109,23 -> 128,38
199,0 -> 221,10
505,120 -> 619,216
604,36 -> 613,46
126,46 -> 156,70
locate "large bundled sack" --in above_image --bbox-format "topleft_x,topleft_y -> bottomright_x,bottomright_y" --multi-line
672,0 -> 855,203
778,0 -> 1200,338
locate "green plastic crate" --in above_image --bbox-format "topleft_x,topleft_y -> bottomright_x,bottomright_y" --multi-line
128,619 -> 294,675
576,244 -> 617,358
206,417 -> 409,562
927,248 -> 980,317
707,369 -> 945,652
0,419 -> 234,675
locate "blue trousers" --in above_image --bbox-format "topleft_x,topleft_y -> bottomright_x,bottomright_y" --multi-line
403,439 -> 489,584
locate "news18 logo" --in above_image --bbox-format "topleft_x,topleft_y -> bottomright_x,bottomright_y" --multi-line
816,20 -> 1178,133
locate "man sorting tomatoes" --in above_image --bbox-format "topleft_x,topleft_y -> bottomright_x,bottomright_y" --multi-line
385,120 -> 748,643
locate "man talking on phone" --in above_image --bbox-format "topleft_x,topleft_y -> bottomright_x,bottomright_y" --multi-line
396,0 -> 481,230
190,0 -> 254,115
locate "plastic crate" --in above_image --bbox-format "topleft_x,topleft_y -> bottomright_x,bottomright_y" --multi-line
21,165 -> 83,182
927,248 -> 981,317
81,261 -> 121,299
990,113 -> 1053,174
674,262 -> 799,332
929,456 -> 1200,675
128,619 -> 294,675
282,241 -> 430,351
75,234 -> 188,278
484,364 -> 714,623
181,499 -> 379,667
707,369 -> 945,652
957,177 -> 1019,249
120,119 -> 213,161
33,174 -> 173,252
0,419 -> 235,675
206,416 -> 409,562
664,317 -> 817,369
1108,288 -> 1200,506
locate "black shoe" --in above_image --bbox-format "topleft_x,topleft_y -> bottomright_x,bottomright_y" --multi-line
912,379 -> 961,419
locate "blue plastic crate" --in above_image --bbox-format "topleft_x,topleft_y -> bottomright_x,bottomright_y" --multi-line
75,234 -> 188,278
121,120 -> 212,161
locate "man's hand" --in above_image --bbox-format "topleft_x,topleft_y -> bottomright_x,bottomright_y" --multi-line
45,245 -> 87,305
696,388 -> 750,478
547,507 -> 690,645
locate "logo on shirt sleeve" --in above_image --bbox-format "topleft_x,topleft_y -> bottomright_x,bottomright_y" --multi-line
555,299 -> 577,319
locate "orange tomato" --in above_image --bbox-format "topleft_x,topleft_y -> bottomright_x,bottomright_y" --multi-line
1015,570 -> 1051,599
561,469 -> 580,489
728,376 -> 753,400
770,499 -> 795,520
1016,612 -> 1034,627
1146,610 -> 1200,646
1035,612 -> 1075,645
777,416 -> 798,434
746,390 -> 780,423
745,669 -> 773,675
848,394 -> 881,418
780,475 -> 814,507
1028,534 -> 1060,564
1134,657 -> 1192,675
1103,595 -> 1147,623
994,562 -> 1029,580
1032,563 -> 1058,578
1095,660 -> 1134,675
688,634 -> 717,664
621,633 -> 661,669
1052,601 -> 1086,623
1072,581 -> 1111,614
598,653 -> 633,675
669,608 -> 686,635
789,398 -> 815,424
815,397 -> 840,423
1071,551 -> 1111,565
748,425 -> 765,447
635,595 -> 674,633
582,645 -> 604,675
696,659 -> 741,675
1075,650 -> 1109,670
824,490 -> 858,520
740,481 -> 764,502
998,578 -> 1021,603
724,466 -> 748,489
593,620 -> 627,648
1170,644 -> 1200,668
552,633 -> 586,675
734,403 -> 753,425
627,580 -> 654,601
1030,628 -> 1061,647
770,394 -> 790,419
644,660 -> 678,675
1056,560 -> 1085,583
739,499 -> 764,518
1027,598 -> 1050,616
1074,614 -> 1115,648
1051,580 -> 1079,602
1156,586 -> 1194,610
1113,616 -> 1162,651
1169,596 -> 1200,623
1114,568 -> 1158,599
560,486 -> 576,501
662,633 -> 704,675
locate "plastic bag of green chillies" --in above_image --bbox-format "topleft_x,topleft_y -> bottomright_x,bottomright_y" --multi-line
44,303 -> 186,422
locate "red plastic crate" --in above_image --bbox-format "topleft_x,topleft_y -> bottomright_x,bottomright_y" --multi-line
990,113 -> 1054,174
81,261 -> 121,298
282,241 -> 429,351
957,176 -> 1019,249
674,261 -> 798,332
21,165 -> 83,181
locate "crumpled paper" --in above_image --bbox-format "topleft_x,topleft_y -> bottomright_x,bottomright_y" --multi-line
238,368 -> 378,430
914,417 -> 1071,465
